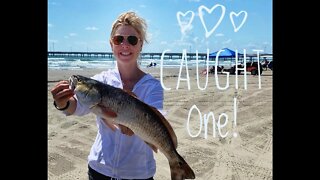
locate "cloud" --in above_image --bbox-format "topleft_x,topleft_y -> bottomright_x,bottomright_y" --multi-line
215,33 -> 224,37
263,41 -> 270,46
64,33 -> 77,39
181,23 -> 193,33
146,32 -> 153,42
85,26 -> 99,31
246,42 -> 256,48
193,37 -> 199,43
222,39 -> 232,44
173,39 -> 192,47
49,1 -> 58,6
75,41 -> 87,46
48,39 -> 58,43
160,41 -> 167,45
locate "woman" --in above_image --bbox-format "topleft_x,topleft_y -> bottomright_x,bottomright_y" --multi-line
50,11 -> 163,180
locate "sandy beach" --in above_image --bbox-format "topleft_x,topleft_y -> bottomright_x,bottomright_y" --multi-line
48,67 -> 272,180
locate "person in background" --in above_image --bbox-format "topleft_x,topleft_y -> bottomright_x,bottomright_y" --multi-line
50,11 -> 163,180
263,60 -> 269,70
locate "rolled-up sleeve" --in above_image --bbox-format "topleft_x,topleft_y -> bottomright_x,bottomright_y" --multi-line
72,96 -> 91,116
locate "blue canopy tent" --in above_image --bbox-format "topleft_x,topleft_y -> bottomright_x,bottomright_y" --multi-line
206,48 -> 244,74
209,48 -> 242,58
208,48 -> 243,67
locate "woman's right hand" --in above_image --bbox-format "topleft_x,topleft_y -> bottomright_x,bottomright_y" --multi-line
51,80 -> 74,109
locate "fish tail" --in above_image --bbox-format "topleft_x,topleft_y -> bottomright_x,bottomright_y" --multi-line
169,152 -> 195,180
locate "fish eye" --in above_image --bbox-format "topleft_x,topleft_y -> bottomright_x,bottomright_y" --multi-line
75,75 -> 81,82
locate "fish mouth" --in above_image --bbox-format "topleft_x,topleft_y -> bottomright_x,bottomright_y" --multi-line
68,75 -> 78,90
68,75 -> 102,109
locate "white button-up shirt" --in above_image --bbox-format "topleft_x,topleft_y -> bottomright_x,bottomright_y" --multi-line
72,68 -> 163,179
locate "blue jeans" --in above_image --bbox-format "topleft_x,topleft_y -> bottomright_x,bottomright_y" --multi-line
88,165 -> 154,180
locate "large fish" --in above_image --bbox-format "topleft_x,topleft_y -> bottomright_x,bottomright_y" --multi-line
69,75 -> 195,180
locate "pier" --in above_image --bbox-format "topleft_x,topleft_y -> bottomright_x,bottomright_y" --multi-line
48,51 -> 272,62
47,51 -> 208,60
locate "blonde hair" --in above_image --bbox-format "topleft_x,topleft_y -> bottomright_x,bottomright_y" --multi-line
110,11 -> 148,44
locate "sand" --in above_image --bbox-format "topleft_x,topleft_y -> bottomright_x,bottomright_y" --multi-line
48,67 -> 272,180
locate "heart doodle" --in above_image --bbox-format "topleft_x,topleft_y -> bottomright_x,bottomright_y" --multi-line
198,4 -> 226,38
176,11 -> 195,34
230,11 -> 248,32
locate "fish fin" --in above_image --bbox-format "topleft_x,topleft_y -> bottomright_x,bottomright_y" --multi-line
100,117 -> 117,131
169,153 -> 195,180
93,105 -> 118,131
149,106 -> 178,149
123,89 -> 138,98
118,124 -> 134,136
145,141 -> 158,153
99,105 -> 118,118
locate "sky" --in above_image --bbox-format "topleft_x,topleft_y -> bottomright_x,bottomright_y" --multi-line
48,0 -> 272,54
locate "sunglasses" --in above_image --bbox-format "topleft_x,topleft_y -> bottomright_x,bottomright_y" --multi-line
112,35 -> 140,46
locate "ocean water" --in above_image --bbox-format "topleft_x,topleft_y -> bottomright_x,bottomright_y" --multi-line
48,56 -> 237,70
